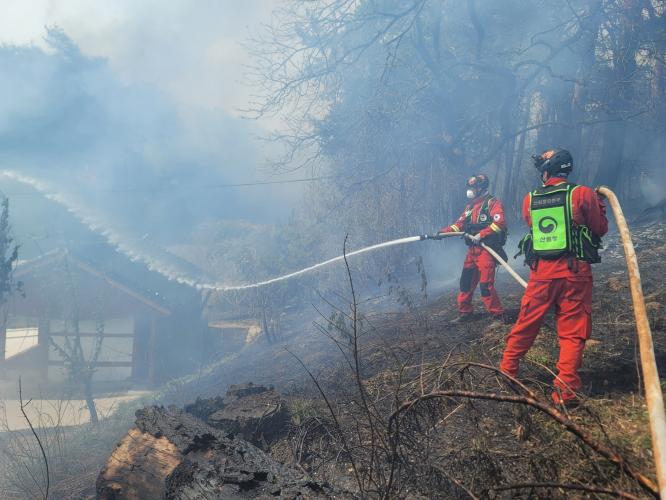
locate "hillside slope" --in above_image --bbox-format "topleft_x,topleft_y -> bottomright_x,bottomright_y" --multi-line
150,222 -> 666,498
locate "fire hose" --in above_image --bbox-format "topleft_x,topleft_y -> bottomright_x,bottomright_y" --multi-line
424,187 -> 666,496
421,231 -> 528,288
597,187 -> 666,498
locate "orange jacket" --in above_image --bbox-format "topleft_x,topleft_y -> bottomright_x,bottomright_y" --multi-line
441,194 -> 507,239
522,178 -> 608,280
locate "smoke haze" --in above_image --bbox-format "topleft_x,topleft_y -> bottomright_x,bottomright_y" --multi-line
0,1 -> 297,270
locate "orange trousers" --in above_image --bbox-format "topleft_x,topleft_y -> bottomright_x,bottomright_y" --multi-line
457,247 -> 504,315
500,278 -> 592,401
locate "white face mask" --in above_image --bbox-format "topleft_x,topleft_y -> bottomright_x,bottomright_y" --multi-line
466,189 -> 476,199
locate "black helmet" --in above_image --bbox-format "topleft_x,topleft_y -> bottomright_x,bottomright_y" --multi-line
466,174 -> 489,191
533,148 -> 573,177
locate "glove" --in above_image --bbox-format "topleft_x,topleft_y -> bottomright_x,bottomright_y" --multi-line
465,233 -> 482,245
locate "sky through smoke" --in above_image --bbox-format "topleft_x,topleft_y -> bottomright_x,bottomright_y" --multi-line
0,0 -> 297,264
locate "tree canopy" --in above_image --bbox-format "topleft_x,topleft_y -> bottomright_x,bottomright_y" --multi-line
251,0 -> 666,244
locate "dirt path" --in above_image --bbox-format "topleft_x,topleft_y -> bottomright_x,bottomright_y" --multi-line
0,391 -> 151,431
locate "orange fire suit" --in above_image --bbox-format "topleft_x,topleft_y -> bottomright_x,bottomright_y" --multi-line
441,195 -> 507,316
500,178 -> 608,403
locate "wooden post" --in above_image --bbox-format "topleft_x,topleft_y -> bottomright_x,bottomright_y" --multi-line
148,317 -> 157,385
131,318 -> 139,381
38,318 -> 50,381
0,324 -> 5,362
0,304 -> 7,362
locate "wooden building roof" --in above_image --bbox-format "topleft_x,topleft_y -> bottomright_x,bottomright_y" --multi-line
11,249 -> 171,319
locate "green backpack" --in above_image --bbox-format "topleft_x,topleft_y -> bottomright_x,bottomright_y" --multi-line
516,183 -> 602,266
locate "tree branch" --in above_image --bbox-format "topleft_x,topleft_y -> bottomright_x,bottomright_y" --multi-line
19,378 -> 49,500
388,384 -> 658,497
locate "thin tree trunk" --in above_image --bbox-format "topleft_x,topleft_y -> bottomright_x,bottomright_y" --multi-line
505,109 -> 529,214
594,1 -> 639,188
262,304 -> 272,343
84,376 -> 98,424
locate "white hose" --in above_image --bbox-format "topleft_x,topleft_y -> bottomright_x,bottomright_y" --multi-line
434,232 -> 528,288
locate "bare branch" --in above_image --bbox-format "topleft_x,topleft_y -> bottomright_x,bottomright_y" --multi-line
19,378 -> 49,500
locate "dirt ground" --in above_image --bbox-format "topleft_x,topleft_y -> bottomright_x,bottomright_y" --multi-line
0,391 -> 151,431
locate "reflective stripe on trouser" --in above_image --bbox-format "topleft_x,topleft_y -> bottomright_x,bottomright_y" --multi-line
457,248 -> 504,315
500,278 -> 592,401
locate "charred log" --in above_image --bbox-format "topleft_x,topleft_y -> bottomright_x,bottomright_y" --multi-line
185,383 -> 289,449
97,405 -> 350,499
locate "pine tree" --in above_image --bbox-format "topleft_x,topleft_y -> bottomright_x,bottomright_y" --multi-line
0,197 -> 20,307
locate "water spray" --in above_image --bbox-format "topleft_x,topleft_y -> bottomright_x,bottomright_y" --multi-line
0,170 -> 215,288
0,172 -> 438,291
201,232 -> 529,292
199,236 -> 424,291
202,232 -> 529,292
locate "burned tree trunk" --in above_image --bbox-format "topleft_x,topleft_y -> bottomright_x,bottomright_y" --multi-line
83,375 -> 99,424
197,383 -> 289,448
97,404 -> 349,499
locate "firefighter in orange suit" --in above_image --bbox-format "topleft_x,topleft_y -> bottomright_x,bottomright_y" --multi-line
500,148 -> 608,406
439,174 -> 508,321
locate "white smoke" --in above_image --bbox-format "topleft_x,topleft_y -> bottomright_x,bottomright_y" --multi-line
640,169 -> 666,207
